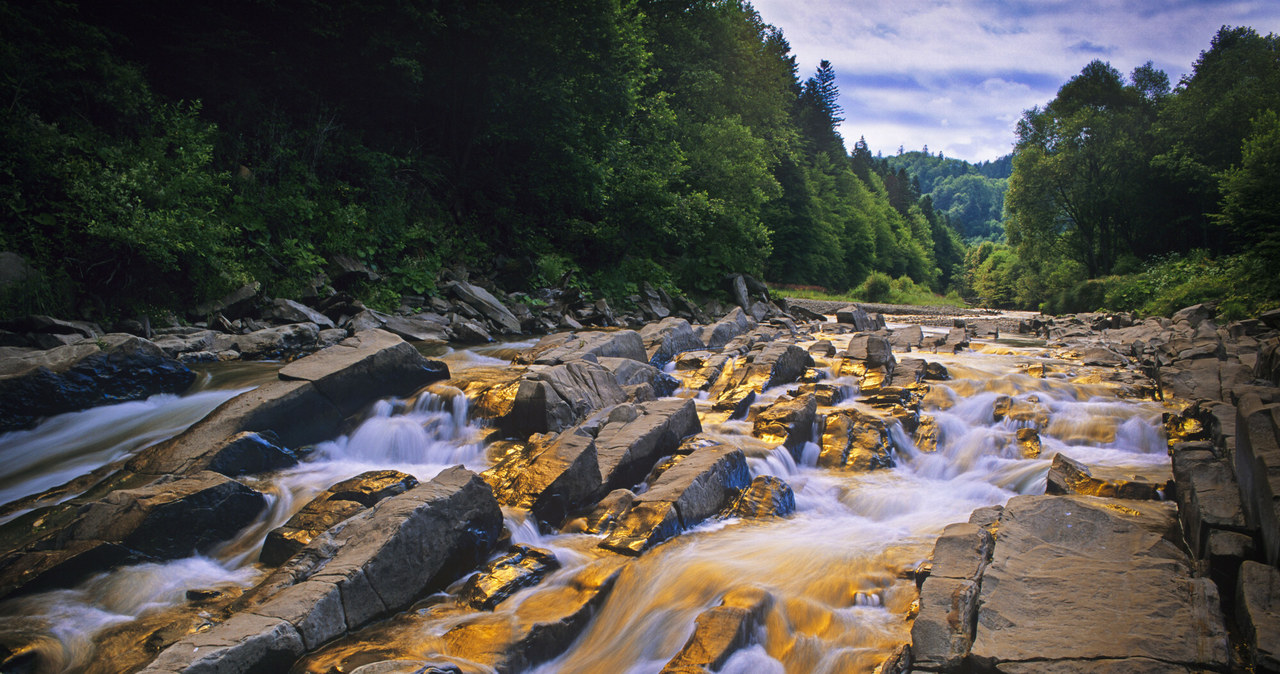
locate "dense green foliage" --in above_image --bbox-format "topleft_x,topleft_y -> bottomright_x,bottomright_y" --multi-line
0,0 -> 966,318
886,151 -> 1011,242
995,26 -> 1280,317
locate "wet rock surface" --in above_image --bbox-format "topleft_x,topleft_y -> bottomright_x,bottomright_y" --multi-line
0,334 -> 195,432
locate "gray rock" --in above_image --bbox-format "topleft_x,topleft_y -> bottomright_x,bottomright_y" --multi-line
142,612 -> 304,674
888,325 -> 923,350
484,398 -> 701,524
911,522 -> 994,671
279,329 -> 449,417
0,335 -> 195,432
266,298 -> 336,329
1172,303 -> 1215,328
835,305 -> 876,331
447,281 -> 521,334
516,330 -> 647,365
597,357 -> 679,398
1172,442 -> 1247,560
381,313 -> 451,342
205,430 -> 300,477
967,495 -> 1228,671
727,476 -> 796,518
600,441 -> 749,554
149,467 -> 502,673
698,307 -> 756,349
128,330 -> 446,476
221,322 -> 321,359
640,317 -> 705,368
1238,560 -> 1280,673
845,333 -> 896,371
752,394 -> 817,458
500,360 -> 627,437
260,470 -> 419,567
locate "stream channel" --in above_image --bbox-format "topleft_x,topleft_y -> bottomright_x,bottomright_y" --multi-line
0,323 -> 1169,673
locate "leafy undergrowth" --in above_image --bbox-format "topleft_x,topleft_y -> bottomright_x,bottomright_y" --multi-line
1040,251 -> 1280,320
771,273 -> 968,308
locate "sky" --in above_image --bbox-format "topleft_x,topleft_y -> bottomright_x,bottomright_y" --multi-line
750,0 -> 1280,163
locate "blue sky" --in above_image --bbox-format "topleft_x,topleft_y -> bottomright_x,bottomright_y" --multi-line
750,0 -> 1280,162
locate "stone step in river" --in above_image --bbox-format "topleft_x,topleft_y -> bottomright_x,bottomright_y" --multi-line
0,303 -> 1275,673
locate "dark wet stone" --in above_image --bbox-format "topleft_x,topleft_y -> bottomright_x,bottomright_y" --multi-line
0,335 -> 195,432
461,545 -> 560,610
205,430 -> 300,477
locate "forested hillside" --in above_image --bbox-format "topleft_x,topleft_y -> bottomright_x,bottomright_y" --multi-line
885,151 -> 1011,243
0,0 -> 962,319
977,26 -> 1280,317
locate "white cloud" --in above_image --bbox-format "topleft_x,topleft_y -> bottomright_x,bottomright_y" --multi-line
752,0 -> 1280,161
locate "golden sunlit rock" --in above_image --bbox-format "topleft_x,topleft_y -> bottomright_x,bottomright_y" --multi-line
915,415 -> 939,453
1015,427 -> 1041,458
820,410 -> 893,471
1045,454 -> 1169,500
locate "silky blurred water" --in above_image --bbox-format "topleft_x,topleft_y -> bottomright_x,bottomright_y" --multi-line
0,330 -> 1168,673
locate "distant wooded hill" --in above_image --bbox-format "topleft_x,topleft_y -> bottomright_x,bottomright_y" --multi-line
886,152 -> 1012,243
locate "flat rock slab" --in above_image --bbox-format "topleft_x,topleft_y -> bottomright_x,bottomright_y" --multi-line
144,466 -> 501,673
968,494 -> 1228,671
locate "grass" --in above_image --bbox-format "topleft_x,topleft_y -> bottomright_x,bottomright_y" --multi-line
770,276 -> 968,308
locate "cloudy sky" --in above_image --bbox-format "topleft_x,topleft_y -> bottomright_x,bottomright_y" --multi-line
750,0 -> 1280,163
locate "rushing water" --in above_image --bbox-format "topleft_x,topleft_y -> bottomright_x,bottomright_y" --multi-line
0,329 -> 1168,673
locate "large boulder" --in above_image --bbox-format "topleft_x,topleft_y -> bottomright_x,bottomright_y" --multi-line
836,305 -> 877,331
640,317 -> 705,368
484,398 -> 701,524
214,322 -> 321,359
259,470 -> 419,566
500,360 -> 628,437
1237,560 -> 1280,673
515,330 -> 646,365
1045,453 -> 1170,501
597,357 -> 679,398
708,342 -> 812,410
0,471 -> 266,599
599,441 -> 750,555
818,409 -> 894,471
144,467 -> 502,673
446,281 -> 522,334
965,495 -> 1228,671
752,394 -> 817,458
698,307 -> 756,350
0,334 -> 195,432
845,333 -> 896,372
129,329 -> 447,476
911,522 -> 994,671
265,298 -> 336,329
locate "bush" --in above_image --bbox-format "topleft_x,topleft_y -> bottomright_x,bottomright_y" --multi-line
857,271 -> 893,303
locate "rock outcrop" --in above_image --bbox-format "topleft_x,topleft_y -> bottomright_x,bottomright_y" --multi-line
0,334 -> 195,432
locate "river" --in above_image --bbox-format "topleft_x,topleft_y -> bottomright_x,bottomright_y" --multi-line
0,324 -> 1168,673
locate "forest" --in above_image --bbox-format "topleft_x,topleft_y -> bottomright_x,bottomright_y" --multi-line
0,0 -> 962,319
0,1 -> 1277,320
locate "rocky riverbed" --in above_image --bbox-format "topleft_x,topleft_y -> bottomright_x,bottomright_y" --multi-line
0,293 -> 1278,673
